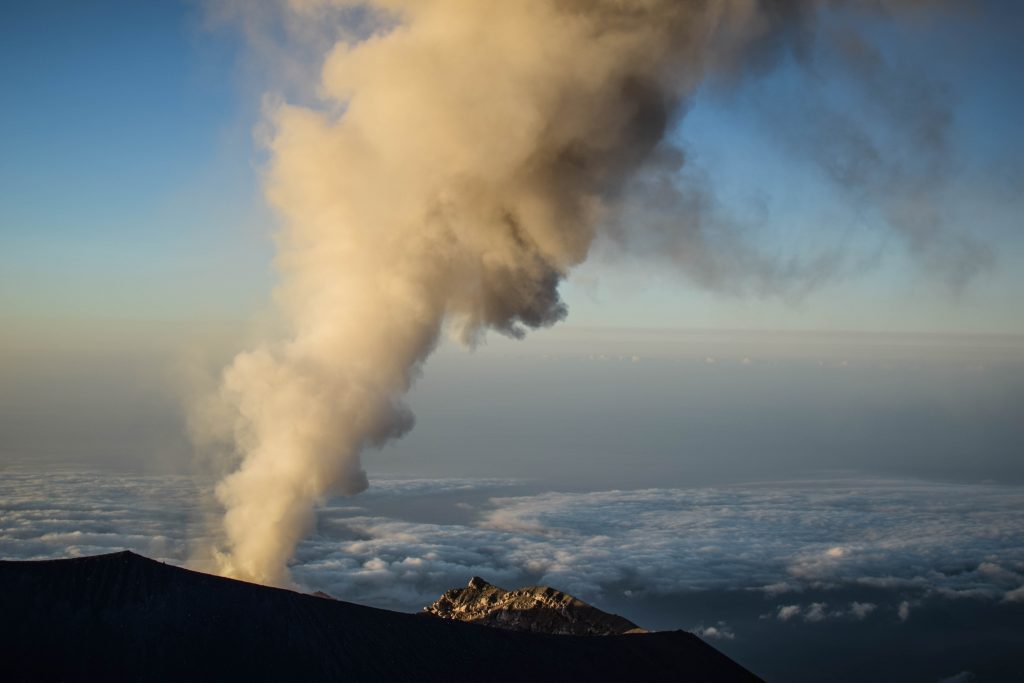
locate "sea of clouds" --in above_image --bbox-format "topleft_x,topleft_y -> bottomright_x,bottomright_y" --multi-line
3,468 -> 1022,614
5,466 -> 1022,681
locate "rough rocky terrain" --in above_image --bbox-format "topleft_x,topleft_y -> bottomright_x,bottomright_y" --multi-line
424,575 -> 645,636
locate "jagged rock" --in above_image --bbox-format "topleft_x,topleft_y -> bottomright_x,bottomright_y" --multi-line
423,576 -> 646,636
311,590 -> 337,600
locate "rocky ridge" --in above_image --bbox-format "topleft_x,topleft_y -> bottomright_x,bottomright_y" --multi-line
423,575 -> 646,636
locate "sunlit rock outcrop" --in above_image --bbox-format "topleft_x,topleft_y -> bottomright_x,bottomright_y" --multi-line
424,576 -> 645,636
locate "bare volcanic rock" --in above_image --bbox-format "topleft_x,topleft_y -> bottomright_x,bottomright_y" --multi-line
0,551 -> 765,682
424,576 -> 646,636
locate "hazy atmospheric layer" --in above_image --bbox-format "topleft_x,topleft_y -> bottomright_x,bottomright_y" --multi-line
195,0 -> 994,584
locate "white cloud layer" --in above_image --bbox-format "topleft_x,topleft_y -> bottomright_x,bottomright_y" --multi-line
2,469 -> 1023,617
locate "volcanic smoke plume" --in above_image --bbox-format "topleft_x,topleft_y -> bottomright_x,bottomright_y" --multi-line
193,0 -> 974,585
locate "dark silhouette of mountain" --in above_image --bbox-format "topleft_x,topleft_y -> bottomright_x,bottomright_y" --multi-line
0,551 -> 764,682
425,575 -> 646,636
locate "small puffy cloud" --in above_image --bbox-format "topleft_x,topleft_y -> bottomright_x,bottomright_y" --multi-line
849,602 -> 877,620
898,601 -> 911,622
976,562 -> 1024,588
777,605 -> 802,621
1003,586 -> 1024,603
804,602 -> 829,623
694,622 -> 736,640
758,581 -> 802,596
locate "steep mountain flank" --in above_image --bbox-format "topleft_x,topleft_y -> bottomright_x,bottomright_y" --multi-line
0,551 -> 764,682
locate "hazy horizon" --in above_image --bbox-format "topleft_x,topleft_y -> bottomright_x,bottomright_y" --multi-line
3,320 -> 1022,486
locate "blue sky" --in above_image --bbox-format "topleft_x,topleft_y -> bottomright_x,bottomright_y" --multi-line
1,0 -> 1021,333
0,1 -> 1021,484
0,1 -> 270,320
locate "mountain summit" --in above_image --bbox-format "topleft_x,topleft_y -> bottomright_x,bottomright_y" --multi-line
424,576 -> 645,636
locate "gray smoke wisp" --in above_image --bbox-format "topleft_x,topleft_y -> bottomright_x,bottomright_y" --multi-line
193,0 -> 981,585
768,22 -> 993,291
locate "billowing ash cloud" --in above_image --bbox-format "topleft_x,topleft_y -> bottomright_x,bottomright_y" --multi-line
192,0 -> 983,585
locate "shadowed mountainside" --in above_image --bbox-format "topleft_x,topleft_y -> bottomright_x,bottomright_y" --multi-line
0,551 -> 763,682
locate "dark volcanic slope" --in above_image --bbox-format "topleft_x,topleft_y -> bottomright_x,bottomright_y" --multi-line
0,552 -> 763,682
